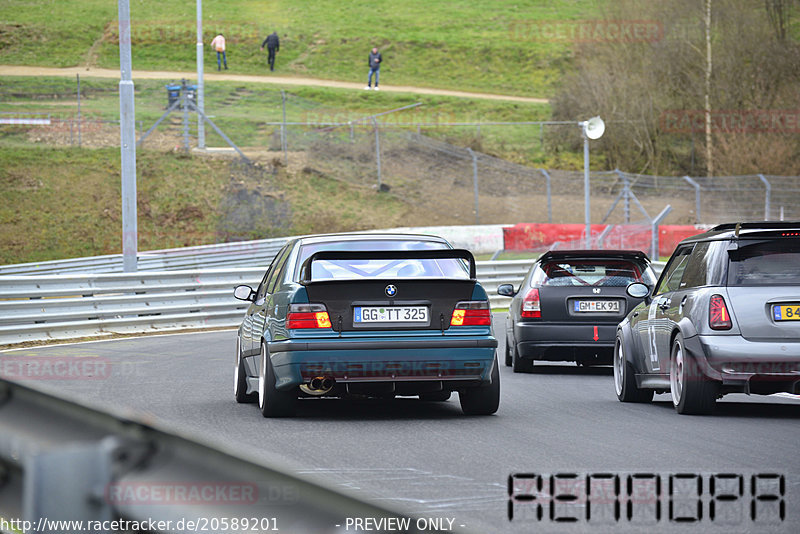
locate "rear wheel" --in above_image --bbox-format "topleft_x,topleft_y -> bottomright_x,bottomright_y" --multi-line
234,337 -> 256,403
670,333 -> 716,415
504,337 -> 513,367
613,333 -> 653,403
420,391 -> 451,402
258,343 -> 297,417
460,356 -> 500,415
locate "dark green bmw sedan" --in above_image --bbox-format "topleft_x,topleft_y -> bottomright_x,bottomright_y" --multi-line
232,233 -> 499,417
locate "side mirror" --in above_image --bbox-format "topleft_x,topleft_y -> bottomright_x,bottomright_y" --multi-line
497,284 -> 516,297
233,285 -> 255,302
626,282 -> 651,300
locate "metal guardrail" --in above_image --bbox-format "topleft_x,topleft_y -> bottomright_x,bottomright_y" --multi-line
0,260 -> 665,346
0,237 -> 289,275
0,378 -> 445,533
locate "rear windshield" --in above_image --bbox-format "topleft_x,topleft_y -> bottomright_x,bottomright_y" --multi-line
531,259 -> 655,287
728,238 -> 800,286
296,240 -> 470,281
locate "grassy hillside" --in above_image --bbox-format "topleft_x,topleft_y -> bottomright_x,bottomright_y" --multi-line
0,0 -> 599,96
0,146 -> 417,264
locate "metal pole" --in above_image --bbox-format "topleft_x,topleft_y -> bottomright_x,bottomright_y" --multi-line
539,168 -> 552,223
196,0 -> 205,148
467,148 -> 479,224
182,82 -> 190,152
373,118 -> 382,189
281,90 -> 287,165
758,174 -> 771,221
583,127 -> 591,248
651,205 -> 673,260
118,0 -> 138,272
683,176 -> 702,223
76,74 -> 81,148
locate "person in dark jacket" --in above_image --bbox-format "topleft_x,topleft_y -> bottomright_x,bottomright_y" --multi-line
260,32 -> 280,71
365,47 -> 382,90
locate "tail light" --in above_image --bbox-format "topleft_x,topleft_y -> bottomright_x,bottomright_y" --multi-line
287,303 -> 332,329
451,301 -> 491,326
709,294 -> 732,330
521,288 -> 541,318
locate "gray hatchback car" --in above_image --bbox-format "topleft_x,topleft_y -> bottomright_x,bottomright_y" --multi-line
614,222 -> 800,414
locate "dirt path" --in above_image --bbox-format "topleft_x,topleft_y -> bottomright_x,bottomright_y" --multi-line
0,65 -> 548,104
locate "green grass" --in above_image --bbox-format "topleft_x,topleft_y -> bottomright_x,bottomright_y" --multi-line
0,0 -> 602,97
0,145 -> 421,264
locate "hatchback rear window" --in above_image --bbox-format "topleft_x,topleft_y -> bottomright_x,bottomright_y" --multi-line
728,238 -> 800,286
296,240 -> 470,281
532,259 -> 654,287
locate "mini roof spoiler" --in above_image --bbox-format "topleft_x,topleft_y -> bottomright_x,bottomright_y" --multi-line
711,221 -> 800,236
299,249 -> 476,285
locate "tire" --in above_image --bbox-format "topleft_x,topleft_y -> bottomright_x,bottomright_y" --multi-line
670,333 -> 716,415
420,391 -> 451,402
459,356 -> 500,415
613,333 -> 653,403
511,343 -> 535,373
504,337 -> 513,367
234,337 -> 256,403
258,343 -> 297,417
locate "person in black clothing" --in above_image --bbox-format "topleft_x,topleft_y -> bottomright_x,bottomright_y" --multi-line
366,47 -> 382,90
260,32 -> 280,71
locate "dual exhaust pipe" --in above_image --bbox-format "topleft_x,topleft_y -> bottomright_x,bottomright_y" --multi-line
301,376 -> 334,395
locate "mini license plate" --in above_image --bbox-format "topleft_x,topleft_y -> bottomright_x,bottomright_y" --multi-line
773,304 -> 800,321
574,300 -> 620,313
354,306 -> 429,323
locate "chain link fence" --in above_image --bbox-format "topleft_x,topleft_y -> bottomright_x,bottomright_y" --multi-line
3,80 -> 799,227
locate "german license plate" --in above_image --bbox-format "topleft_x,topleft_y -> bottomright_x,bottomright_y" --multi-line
354,306 -> 429,323
773,304 -> 800,321
574,300 -> 620,312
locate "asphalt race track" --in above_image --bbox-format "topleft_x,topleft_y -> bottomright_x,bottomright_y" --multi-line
2,313 -> 799,534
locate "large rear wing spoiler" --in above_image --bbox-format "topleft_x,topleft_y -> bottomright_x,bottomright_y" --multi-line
299,249 -> 477,285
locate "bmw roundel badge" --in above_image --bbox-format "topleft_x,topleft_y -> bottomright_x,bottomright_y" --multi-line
385,284 -> 397,297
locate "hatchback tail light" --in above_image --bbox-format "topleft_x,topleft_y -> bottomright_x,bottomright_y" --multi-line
521,288 -> 541,318
451,301 -> 492,326
287,303 -> 332,329
709,294 -> 732,330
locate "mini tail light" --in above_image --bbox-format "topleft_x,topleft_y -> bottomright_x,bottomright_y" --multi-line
450,301 -> 491,326
709,294 -> 732,330
521,288 -> 541,318
287,303 -> 332,329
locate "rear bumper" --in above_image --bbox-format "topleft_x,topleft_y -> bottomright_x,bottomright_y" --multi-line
685,334 -> 800,393
515,322 -> 617,360
266,336 -> 497,390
